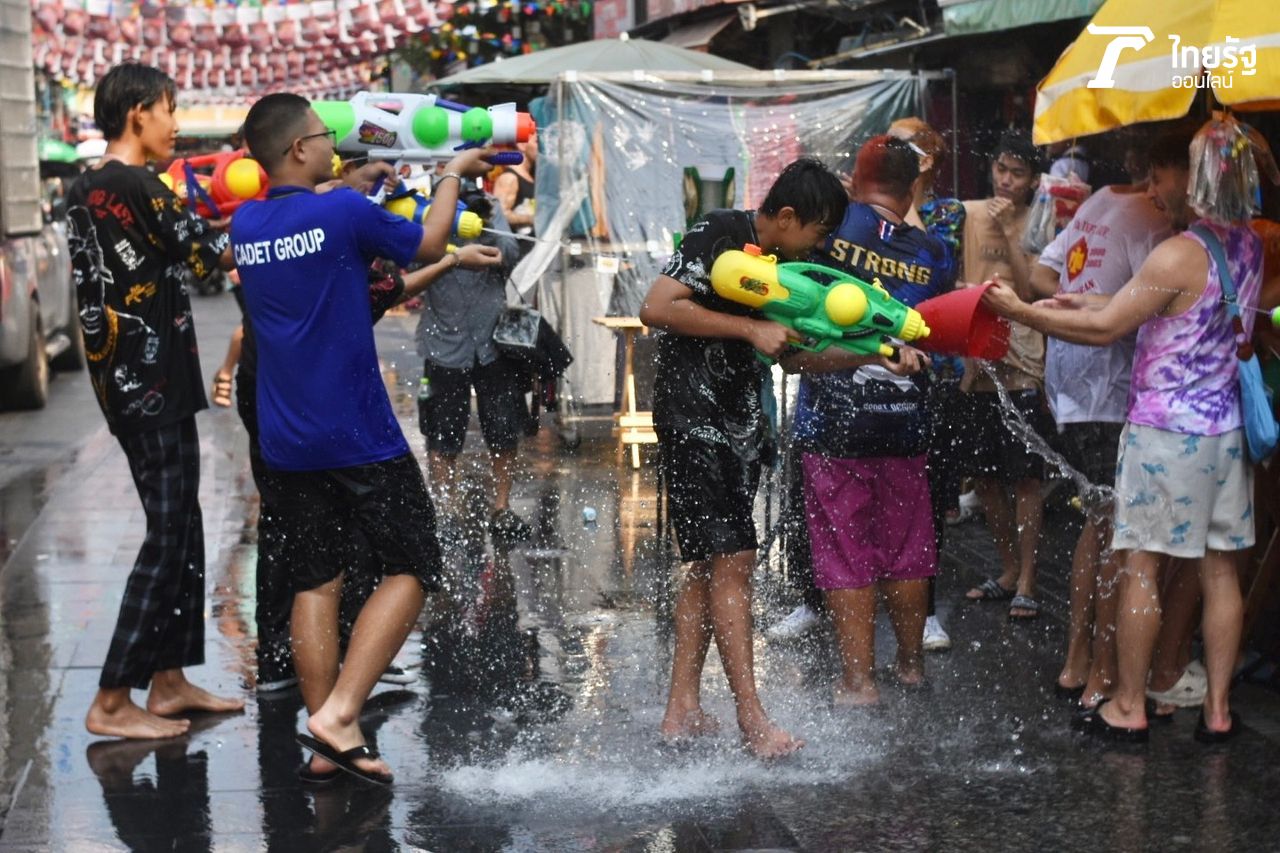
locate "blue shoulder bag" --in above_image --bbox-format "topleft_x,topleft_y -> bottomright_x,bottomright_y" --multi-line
1192,224 -> 1278,462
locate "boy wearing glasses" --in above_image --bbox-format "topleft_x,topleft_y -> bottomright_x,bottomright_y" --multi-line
233,93 -> 498,784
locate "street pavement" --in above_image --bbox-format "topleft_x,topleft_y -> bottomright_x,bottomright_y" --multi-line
2,292 -> 1280,852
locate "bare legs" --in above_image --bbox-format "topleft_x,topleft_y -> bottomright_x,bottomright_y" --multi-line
828,579 -> 928,707
1101,549 -> 1241,732
293,573 -> 425,779
1197,551 -> 1243,733
1060,517 -> 1105,690
429,448 -> 517,513
967,478 -> 1043,616
661,550 -> 802,758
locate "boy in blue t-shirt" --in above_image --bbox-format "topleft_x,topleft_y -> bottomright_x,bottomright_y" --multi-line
234,93 -> 498,785
782,136 -> 949,707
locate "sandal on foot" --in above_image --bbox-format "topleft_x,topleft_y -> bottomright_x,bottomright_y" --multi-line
1008,595 -> 1040,620
1194,711 -> 1241,744
967,578 -> 1015,602
1079,700 -> 1148,744
296,733 -> 392,786
297,762 -> 342,785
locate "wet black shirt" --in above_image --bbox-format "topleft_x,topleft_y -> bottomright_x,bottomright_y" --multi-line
652,209 -> 768,461
66,162 -> 229,435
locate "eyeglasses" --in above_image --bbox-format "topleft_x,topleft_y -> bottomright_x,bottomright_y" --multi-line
282,129 -> 337,156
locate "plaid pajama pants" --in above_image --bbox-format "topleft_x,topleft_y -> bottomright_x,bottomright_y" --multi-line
100,416 -> 206,689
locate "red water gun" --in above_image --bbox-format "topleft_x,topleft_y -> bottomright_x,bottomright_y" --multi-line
161,150 -> 268,218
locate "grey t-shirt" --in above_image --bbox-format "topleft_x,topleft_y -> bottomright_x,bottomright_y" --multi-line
415,202 -> 521,369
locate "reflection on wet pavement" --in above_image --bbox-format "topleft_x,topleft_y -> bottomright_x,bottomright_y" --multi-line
2,307 -> 1280,852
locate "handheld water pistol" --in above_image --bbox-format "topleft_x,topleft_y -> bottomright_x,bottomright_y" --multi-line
384,191 -> 483,240
709,245 -> 930,360
160,150 -> 268,218
311,91 -> 535,200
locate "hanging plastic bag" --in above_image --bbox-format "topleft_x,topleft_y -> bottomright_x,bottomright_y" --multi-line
1189,114 -> 1280,226
1022,173 -> 1091,254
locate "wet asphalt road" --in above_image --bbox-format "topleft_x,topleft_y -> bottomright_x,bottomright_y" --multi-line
2,293 -> 1280,852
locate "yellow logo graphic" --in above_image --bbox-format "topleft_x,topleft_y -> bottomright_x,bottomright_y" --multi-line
1066,237 -> 1088,281
124,282 -> 157,306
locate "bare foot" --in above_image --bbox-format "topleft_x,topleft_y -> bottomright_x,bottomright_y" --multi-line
308,713 -> 392,781
147,677 -> 245,718
87,697 -> 190,740
660,706 -> 722,741
833,684 -> 880,708
739,714 -> 804,759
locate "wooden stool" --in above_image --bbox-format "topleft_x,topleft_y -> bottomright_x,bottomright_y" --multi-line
592,316 -> 655,469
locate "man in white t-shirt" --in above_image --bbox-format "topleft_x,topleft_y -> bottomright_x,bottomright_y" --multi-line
1029,182 -> 1170,707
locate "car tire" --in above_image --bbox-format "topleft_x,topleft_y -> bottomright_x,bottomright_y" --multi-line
1,304 -> 50,410
51,317 -> 85,371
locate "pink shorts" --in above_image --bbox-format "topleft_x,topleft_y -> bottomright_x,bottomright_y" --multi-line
802,453 -> 937,590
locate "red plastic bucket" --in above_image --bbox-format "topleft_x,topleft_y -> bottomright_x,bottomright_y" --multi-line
915,284 -> 1010,360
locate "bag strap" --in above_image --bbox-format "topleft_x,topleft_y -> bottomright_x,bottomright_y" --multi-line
1190,224 -> 1251,359
1190,224 -> 1238,313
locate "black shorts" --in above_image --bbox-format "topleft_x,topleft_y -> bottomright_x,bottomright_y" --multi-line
1059,421 -> 1124,488
659,432 -> 760,563
271,453 -> 442,593
418,358 -> 524,456
957,389 -> 1055,483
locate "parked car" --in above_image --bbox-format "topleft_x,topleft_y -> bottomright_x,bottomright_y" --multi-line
0,218 -> 82,410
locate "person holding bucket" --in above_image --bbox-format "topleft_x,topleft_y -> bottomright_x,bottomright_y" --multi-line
981,118 -> 1265,744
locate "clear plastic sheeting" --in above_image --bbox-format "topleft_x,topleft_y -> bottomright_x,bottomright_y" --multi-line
519,70 -> 927,405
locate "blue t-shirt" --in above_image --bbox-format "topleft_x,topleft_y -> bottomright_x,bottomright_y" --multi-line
793,202 -> 954,458
231,186 -> 423,471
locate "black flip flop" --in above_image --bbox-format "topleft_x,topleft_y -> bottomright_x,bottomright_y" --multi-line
1079,699 -> 1149,744
1194,711 -> 1242,744
967,578 -> 1015,602
1008,595 -> 1040,621
296,733 -> 392,786
297,761 -> 342,785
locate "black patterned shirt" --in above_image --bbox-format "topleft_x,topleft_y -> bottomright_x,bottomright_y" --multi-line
66,162 -> 229,435
652,209 -> 768,461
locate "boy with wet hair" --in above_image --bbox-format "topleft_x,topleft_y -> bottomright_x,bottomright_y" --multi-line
69,62 -> 243,741
640,157 -> 847,758
234,92 -> 498,784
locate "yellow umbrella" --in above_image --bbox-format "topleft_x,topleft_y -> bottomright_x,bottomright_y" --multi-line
1033,0 -> 1280,144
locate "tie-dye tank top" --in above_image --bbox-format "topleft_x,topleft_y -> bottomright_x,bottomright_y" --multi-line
1127,220 -> 1263,436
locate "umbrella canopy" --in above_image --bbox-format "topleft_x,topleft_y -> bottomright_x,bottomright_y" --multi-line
1034,0 -> 1280,143
431,37 -> 753,86
39,138 -> 79,164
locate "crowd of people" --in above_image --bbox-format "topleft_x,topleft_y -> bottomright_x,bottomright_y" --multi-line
641,115 -> 1272,755
64,58 -> 1273,784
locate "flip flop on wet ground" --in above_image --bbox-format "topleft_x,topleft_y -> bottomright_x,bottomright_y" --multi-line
966,578 -> 1015,602
1008,595 -> 1040,620
1078,700 -> 1149,744
296,733 -> 392,786
1194,711 -> 1242,744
